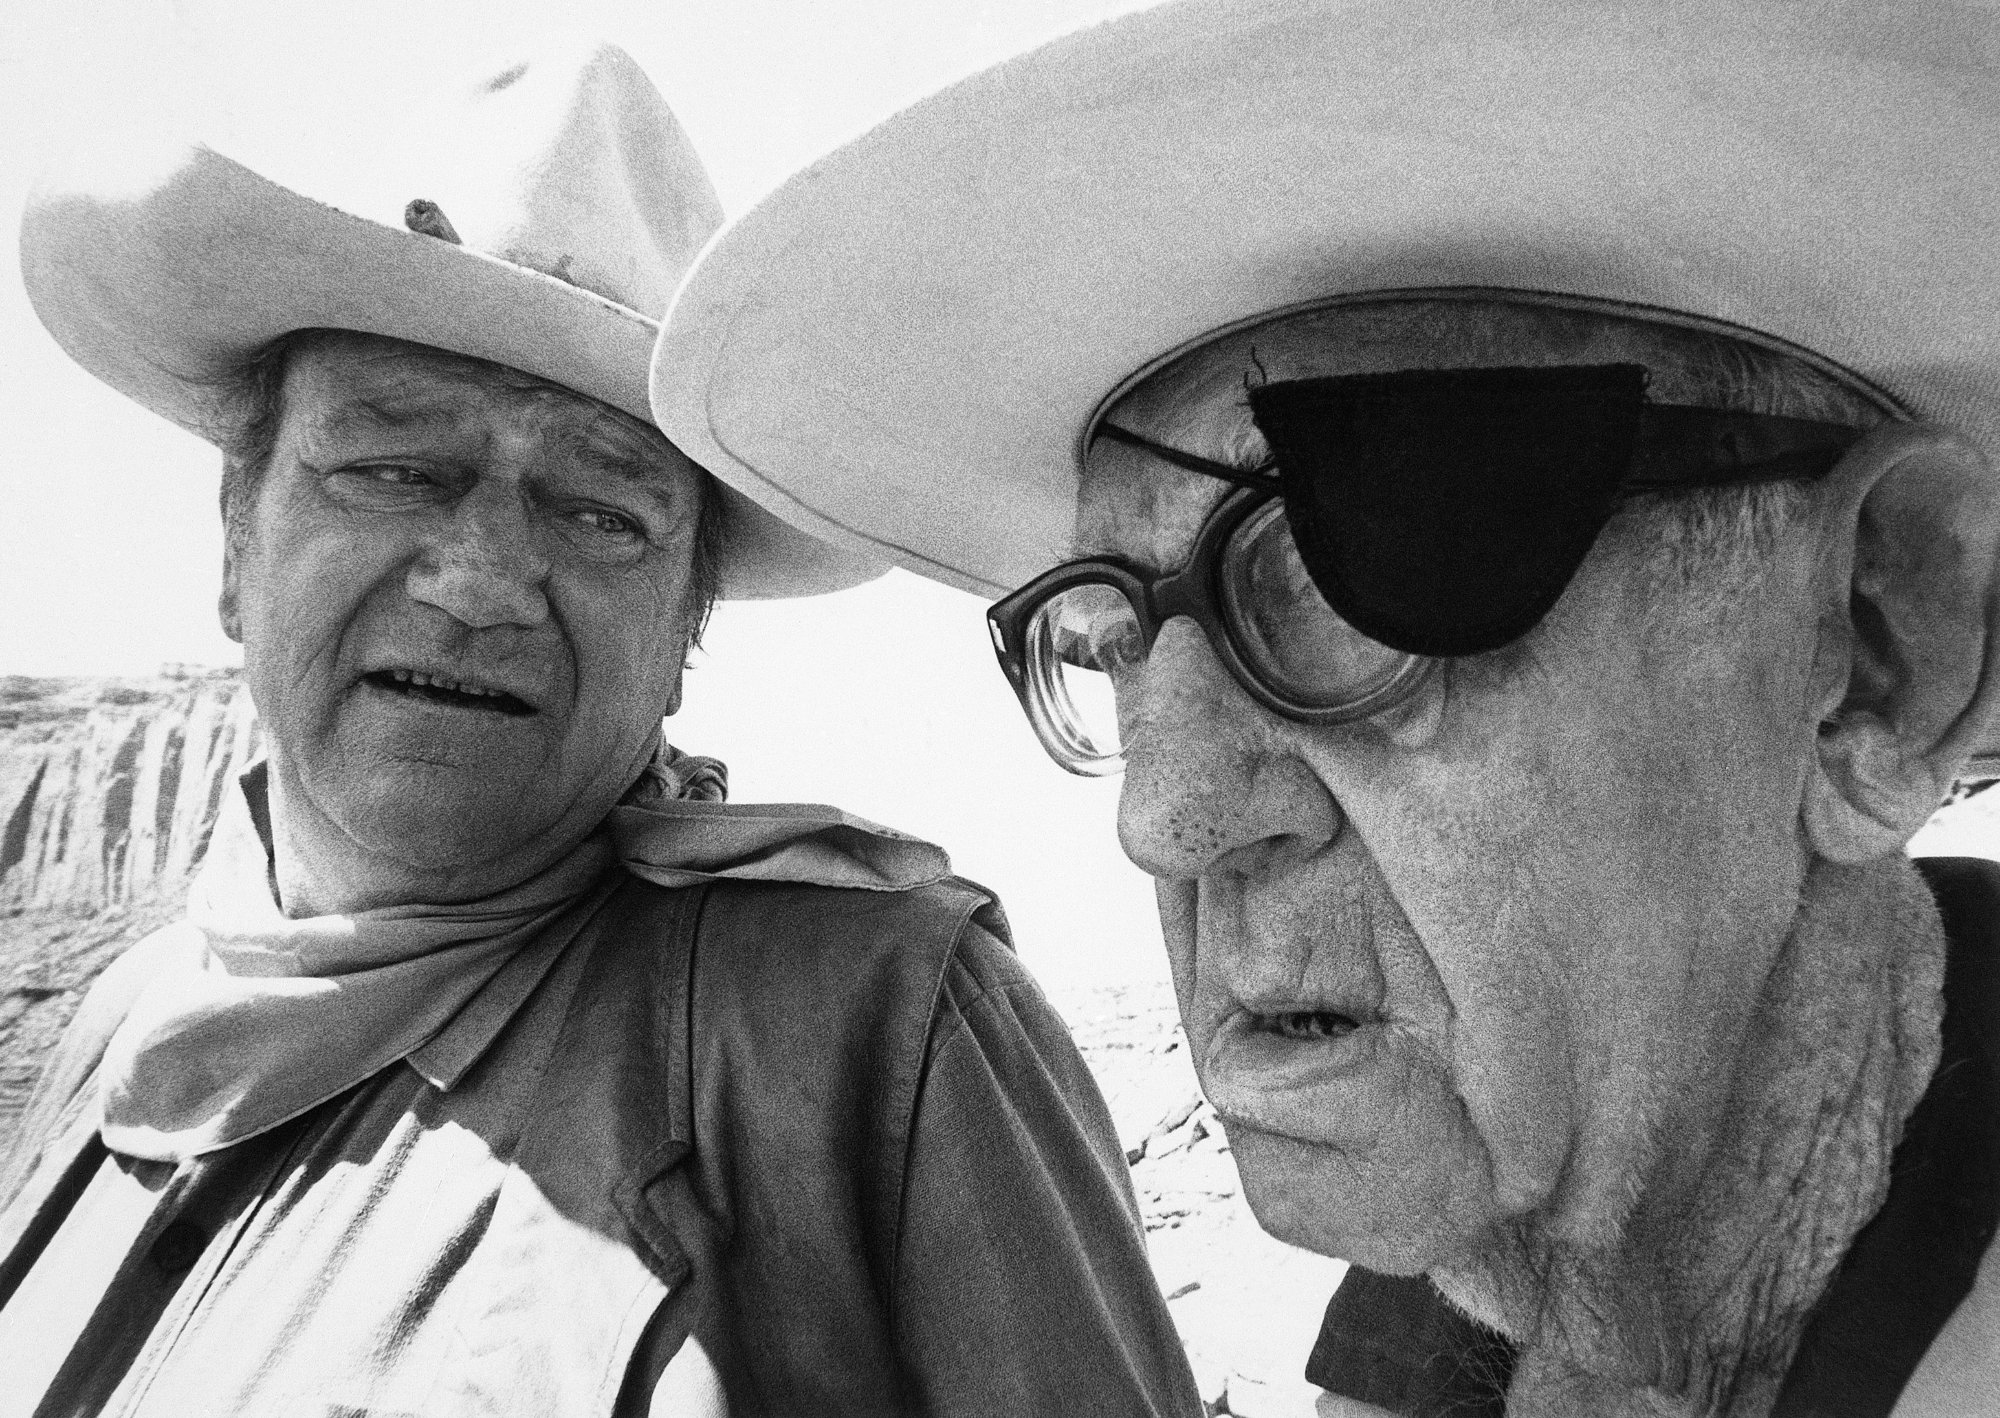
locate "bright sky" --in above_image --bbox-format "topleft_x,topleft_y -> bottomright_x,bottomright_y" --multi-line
0,0 -> 1171,995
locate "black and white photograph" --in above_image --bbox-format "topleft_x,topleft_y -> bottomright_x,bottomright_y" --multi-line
0,2 -> 1993,1414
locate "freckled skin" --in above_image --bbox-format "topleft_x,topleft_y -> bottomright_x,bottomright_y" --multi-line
221,333 -> 707,918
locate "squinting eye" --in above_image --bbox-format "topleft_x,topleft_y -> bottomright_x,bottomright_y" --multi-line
325,463 -> 442,504
570,508 -> 639,537
360,464 -> 431,485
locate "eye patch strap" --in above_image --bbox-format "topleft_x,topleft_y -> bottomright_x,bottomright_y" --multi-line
1097,393 -> 1858,495
1097,367 -> 1864,660
1623,405 -> 1860,493
1245,365 -> 1865,658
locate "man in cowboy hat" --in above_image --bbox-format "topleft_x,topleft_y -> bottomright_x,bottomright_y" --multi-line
0,43 -> 1200,1418
650,0 -> 2000,1413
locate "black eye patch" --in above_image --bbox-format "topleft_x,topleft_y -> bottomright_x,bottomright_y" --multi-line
1246,364 -> 1643,656
1237,364 -> 1861,658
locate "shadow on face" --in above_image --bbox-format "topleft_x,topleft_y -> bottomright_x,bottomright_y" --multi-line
221,331 -> 709,909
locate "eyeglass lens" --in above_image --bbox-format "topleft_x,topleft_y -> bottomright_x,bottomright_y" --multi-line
1020,500 -> 1417,771
1219,501 -> 1412,705
1026,583 -> 1144,770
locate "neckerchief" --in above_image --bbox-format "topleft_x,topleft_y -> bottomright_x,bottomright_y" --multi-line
97,745 -> 949,1162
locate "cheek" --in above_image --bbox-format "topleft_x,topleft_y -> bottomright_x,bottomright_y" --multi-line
1319,603 -> 1813,1215
1365,795 -> 1590,1213
234,518 -> 403,688
1230,1114 -> 1501,1273
557,571 -> 690,725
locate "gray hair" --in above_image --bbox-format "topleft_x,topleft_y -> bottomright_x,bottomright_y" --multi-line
205,328 -> 728,642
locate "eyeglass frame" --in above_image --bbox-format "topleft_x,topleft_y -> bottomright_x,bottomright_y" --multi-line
988,413 -> 1875,776
986,480 -> 1435,774
987,292 -> 1905,776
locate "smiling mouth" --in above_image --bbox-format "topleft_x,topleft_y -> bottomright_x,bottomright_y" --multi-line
363,669 -> 535,716
1254,1009 -> 1362,1042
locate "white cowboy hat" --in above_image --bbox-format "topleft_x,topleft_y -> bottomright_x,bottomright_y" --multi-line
21,41 -> 881,600
649,0 -> 2000,602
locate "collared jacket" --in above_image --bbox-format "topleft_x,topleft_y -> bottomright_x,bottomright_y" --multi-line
0,873 -> 1201,1417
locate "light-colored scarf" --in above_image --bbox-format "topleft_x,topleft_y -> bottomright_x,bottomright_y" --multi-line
98,746 -> 949,1162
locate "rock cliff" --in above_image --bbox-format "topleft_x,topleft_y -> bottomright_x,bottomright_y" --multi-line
0,669 -> 258,911
0,670 -> 258,1131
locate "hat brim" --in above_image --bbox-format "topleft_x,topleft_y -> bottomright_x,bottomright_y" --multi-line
22,143 -> 883,599
651,0 -> 2000,602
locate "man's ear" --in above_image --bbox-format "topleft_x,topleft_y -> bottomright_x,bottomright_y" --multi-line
1805,422 -> 2000,863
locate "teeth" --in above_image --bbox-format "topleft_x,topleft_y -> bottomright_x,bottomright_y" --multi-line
1269,1011 -> 1358,1041
382,669 -> 506,699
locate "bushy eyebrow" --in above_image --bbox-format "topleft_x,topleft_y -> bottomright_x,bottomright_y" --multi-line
302,396 -> 685,492
306,394 -> 465,439
548,424 -> 687,493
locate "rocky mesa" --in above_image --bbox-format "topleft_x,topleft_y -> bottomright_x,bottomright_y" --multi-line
0,670 -> 259,1128
1,669 -> 258,914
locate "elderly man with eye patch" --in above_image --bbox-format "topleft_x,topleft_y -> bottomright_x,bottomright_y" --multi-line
0,44 -> 1204,1418
651,1 -> 2000,1415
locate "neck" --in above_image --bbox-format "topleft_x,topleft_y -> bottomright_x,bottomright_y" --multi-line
261,754 -> 599,917
1437,856 -> 1947,1418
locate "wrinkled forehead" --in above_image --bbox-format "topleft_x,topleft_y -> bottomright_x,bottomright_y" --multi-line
279,330 -> 667,462
1072,296 -> 1879,566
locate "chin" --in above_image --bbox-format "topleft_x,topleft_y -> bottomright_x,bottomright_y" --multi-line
1227,1121 -> 1505,1275
335,774 -> 554,870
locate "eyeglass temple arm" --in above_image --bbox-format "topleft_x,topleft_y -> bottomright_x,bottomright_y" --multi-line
1093,422 -> 1278,488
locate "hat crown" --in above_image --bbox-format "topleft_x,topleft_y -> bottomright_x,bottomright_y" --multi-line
205,41 -> 722,319
16,36 -> 879,600
399,47 -> 721,318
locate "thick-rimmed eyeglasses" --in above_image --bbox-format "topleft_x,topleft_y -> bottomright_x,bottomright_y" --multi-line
987,481 -> 1432,775
988,377 -> 1864,776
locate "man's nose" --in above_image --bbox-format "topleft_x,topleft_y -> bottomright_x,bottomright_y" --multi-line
404,499 -> 552,629
1117,618 -> 1342,880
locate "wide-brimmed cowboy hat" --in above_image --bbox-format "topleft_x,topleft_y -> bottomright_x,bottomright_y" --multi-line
649,0 -> 2000,602
22,42 -> 881,600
